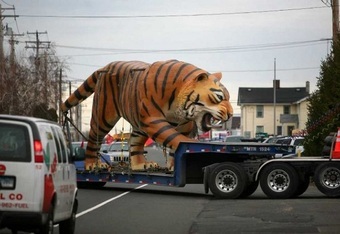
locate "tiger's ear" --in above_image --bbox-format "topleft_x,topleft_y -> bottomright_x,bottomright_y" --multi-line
196,73 -> 209,82
211,72 -> 222,81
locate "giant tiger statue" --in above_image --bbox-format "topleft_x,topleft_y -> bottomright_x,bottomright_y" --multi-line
61,60 -> 233,170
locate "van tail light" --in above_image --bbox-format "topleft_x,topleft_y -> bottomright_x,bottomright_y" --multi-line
34,140 -> 44,163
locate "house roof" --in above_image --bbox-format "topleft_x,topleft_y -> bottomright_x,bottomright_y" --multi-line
237,87 -> 309,105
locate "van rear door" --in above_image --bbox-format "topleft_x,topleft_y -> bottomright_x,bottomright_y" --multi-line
0,120 -> 43,212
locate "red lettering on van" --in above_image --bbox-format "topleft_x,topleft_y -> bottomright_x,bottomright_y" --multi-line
14,203 -> 28,208
9,193 -> 23,200
0,164 -> 6,175
50,154 -> 57,174
0,202 -> 28,209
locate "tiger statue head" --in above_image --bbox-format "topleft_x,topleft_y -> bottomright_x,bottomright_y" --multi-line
172,72 -> 233,132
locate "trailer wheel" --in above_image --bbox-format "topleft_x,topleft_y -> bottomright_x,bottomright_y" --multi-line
293,175 -> 310,197
240,181 -> 259,198
314,162 -> 340,197
260,163 -> 299,199
208,163 -> 247,199
203,166 -> 210,194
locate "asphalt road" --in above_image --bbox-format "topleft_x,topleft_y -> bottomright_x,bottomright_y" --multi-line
1,147 -> 340,234
2,184 -> 339,234
71,183 -> 340,234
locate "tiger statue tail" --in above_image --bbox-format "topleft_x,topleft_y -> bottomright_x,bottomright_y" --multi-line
60,69 -> 108,169
60,70 -> 104,113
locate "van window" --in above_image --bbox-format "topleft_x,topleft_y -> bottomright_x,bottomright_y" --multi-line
51,127 -> 63,163
55,127 -> 68,163
0,123 -> 31,162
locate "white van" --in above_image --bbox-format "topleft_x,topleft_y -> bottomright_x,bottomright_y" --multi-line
0,115 -> 78,234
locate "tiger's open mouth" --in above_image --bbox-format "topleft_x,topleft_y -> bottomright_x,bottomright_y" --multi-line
201,113 -> 223,132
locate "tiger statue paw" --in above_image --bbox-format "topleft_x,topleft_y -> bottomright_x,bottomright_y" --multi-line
130,161 -> 159,170
167,157 -> 174,172
85,162 -> 109,171
130,155 -> 159,170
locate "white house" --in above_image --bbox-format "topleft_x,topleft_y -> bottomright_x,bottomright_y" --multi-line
237,81 -> 310,138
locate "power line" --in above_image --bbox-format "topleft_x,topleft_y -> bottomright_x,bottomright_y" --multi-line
217,67 -> 320,73
321,0 -> 332,7
18,6 -> 328,19
10,38 -> 329,57
67,61 -> 320,73
52,39 -> 330,55
1,1 -> 23,34
0,0 -> 13,7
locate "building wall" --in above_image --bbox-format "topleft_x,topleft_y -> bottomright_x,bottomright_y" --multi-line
296,99 -> 308,130
240,99 -> 309,137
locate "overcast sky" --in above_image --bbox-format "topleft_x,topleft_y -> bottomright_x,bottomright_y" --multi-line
2,0 -> 332,117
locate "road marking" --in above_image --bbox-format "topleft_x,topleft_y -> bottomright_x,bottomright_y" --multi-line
76,184 -> 148,218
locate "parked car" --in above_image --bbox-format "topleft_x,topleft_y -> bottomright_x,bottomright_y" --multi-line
71,141 -> 87,159
100,143 -> 110,152
262,136 -> 276,143
0,114 -> 78,234
224,135 -> 244,142
274,136 -> 305,154
71,141 -> 112,170
105,141 -> 130,163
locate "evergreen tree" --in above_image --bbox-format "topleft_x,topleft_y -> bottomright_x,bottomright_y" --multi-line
304,41 -> 340,156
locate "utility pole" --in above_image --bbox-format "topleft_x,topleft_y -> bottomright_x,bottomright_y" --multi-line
0,5 -> 19,73
6,27 -> 24,78
59,68 -> 63,124
5,26 -> 24,114
25,30 -> 50,71
324,0 -> 340,42
0,5 -> 5,79
25,30 -> 50,100
0,4 -> 19,114
273,58 -> 277,137
332,0 -> 339,42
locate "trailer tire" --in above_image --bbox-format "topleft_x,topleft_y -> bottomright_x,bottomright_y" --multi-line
203,166 -> 210,194
208,163 -> 247,199
260,163 -> 299,199
240,181 -> 259,198
314,162 -> 340,198
293,174 -> 310,197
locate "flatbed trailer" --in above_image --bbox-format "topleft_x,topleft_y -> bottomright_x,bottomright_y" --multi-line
74,136 -> 340,199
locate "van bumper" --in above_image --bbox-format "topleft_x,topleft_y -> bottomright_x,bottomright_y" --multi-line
0,211 -> 47,231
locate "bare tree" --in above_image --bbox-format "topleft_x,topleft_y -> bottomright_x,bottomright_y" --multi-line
0,43 -> 68,120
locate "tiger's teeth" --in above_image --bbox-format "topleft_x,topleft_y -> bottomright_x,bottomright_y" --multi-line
213,120 -> 222,126
210,118 -> 222,127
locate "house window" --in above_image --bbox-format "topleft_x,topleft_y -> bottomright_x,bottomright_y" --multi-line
256,105 -> 263,118
277,126 -> 282,135
256,126 -> 264,133
283,105 -> 290,115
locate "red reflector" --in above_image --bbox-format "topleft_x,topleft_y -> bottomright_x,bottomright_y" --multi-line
34,140 -> 44,163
